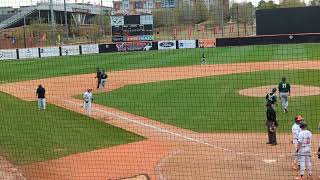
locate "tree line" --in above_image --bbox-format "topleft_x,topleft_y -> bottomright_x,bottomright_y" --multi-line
153,0 -> 320,28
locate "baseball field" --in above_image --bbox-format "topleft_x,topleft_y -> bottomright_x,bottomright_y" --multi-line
1,43 -> 320,179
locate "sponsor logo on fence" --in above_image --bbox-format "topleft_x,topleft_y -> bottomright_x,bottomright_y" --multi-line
40,47 -> 60,58
178,40 -> 196,49
61,45 -> 80,56
81,44 -> 99,55
198,39 -> 216,48
139,35 -> 153,41
19,48 -> 39,59
158,41 -> 176,50
116,42 -> 153,52
0,49 -> 19,60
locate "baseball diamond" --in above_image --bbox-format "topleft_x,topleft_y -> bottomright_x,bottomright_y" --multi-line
1,22 -> 320,179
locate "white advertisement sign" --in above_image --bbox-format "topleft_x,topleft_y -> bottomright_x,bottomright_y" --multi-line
0,49 -> 17,60
61,45 -> 80,56
111,16 -> 124,26
158,40 -> 176,50
19,48 -> 39,59
81,44 -> 99,54
140,15 -> 153,25
178,40 -> 196,49
40,47 -> 60,58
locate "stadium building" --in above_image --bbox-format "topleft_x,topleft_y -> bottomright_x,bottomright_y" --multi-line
0,2 -> 111,31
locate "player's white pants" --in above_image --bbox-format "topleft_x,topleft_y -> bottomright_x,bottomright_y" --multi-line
37,98 -> 46,110
83,102 -> 92,116
280,92 -> 289,110
299,148 -> 312,176
292,143 -> 299,163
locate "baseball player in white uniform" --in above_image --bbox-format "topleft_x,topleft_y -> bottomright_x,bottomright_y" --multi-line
83,89 -> 93,116
292,115 -> 303,170
295,121 -> 312,180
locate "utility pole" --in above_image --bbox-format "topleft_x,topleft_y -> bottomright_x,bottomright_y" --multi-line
220,0 -> 224,37
64,0 -> 69,38
237,5 -> 239,36
49,0 -> 56,45
100,0 -> 104,37
23,17 -> 26,48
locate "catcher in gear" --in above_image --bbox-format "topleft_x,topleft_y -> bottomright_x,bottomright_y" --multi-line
266,102 -> 278,145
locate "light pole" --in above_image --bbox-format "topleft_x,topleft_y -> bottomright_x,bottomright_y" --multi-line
64,0 -> 69,38
49,0 -> 56,45
220,0 -> 224,37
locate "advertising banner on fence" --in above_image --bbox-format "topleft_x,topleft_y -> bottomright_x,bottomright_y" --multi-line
178,40 -> 196,49
19,48 -> 39,59
0,49 -> 17,60
61,45 -> 80,56
40,47 -> 60,58
98,44 -> 118,53
116,42 -> 153,52
158,40 -> 176,50
198,39 -> 216,48
81,44 -> 99,55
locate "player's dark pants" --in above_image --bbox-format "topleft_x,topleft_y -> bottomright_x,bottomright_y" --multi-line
97,78 -> 101,88
267,122 -> 277,144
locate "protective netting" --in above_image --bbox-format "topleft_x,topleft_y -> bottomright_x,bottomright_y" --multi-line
1,0 -> 320,180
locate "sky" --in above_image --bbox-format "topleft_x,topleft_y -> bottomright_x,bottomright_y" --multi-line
0,0 -> 311,8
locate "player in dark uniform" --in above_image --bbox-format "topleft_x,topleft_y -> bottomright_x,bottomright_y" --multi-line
266,102 -> 278,145
278,77 -> 291,113
201,53 -> 207,65
96,68 -> 102,89
266,88 -> 277,109
100,70 -> 108,88
36,84 -> 46,110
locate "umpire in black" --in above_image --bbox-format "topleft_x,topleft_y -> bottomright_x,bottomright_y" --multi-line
266,102 -> 278,145
96,68 -> 102,89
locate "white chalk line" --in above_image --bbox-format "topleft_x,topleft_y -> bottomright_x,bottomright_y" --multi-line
154,150 -> 183,180
4,84 -> 283,163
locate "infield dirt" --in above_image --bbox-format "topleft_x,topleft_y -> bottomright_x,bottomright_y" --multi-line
1,60 -> 320,180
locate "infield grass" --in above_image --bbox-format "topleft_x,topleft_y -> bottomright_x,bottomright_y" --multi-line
0,92 -> 144,165
1,43 -> 320,83
92,69 -> 320,133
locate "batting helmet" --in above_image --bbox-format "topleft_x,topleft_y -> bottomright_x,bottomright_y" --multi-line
299,121 -> 307,128
294,115 -> 304,122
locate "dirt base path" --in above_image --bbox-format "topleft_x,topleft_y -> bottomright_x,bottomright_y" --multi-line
1,60 -> 320,180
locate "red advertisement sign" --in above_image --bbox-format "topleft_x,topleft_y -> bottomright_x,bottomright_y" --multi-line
198,39 -> 216,48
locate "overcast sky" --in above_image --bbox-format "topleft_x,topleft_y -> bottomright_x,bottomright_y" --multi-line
0,0 -> 309,8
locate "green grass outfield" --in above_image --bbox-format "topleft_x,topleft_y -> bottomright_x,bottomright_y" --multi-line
1,43 -> 320,83
93,69 -> 320,133
1,43 -> 320,164
0,92 -> 144,165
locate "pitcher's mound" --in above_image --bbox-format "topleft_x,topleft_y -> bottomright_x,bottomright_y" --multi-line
239,85 -> 320,97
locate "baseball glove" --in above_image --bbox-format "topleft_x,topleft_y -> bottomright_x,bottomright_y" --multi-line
269,125 -> 276,133
318,147 -> 320,159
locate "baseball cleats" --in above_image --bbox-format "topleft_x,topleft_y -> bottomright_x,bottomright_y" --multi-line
294,175 -> 304,180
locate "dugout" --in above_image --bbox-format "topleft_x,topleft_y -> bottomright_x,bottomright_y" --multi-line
256,6 -> 320,35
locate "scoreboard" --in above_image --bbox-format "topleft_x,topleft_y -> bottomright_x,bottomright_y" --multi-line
111,13 -> 154,42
